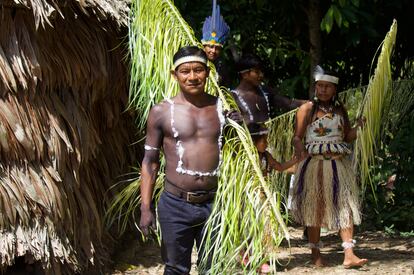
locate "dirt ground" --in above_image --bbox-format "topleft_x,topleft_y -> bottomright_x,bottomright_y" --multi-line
111,227 -> 414,275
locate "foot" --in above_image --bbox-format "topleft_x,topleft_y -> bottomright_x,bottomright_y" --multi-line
241,255 -> 271,274
312,255 -> 326,267
343,254 -> 368,268
311,250 -> 326,267
258,263 -> 271,274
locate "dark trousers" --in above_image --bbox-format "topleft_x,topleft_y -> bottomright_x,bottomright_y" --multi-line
157,191 -> 213,275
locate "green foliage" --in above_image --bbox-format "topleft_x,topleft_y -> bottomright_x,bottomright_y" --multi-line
112,1 -> 292,273
363,112 -> 414,231
362,77 -> 414,232
320,0 -> 360,34
175,0 -> 310,95
174,0 -> 412,103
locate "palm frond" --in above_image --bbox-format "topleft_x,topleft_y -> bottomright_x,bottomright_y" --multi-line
353,20 -> 398,194
128,0 -> 232,132
200,121 -> 288,274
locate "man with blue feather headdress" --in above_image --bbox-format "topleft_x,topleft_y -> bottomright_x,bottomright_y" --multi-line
201,0 -> 231,86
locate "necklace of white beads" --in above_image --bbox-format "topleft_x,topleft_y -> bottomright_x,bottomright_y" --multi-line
231,86 -> 270,121
166,98 -> 225,177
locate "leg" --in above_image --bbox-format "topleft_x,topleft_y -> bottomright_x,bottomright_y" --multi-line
158,192 -> 197,275
195,201 -> 214,274
302,227 -> 308,241
307,226 -> 325,267
339,226 -> 368,268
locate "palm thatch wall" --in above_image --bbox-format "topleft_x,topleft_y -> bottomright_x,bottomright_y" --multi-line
0,1 -> 136,274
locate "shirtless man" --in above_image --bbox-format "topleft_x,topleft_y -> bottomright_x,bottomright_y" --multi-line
139,46 -> 227,275
232,54 -> 307,241
232,54 -> 306,126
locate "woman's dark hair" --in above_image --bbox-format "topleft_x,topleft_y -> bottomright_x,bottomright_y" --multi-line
236,53 -> 263,73
173,46 -> 208,70
308,70 -> 350,128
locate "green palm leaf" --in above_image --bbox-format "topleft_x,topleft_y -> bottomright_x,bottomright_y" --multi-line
353,20 -> 398,195
128,0 -> 228,131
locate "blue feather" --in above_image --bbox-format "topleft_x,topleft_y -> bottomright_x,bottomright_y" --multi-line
202,4 -> 230,46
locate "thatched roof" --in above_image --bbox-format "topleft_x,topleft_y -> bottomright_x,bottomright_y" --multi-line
0,1 -> 136,274
1,0 -> 130,29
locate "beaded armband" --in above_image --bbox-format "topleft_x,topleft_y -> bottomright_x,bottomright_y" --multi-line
144,144 -> 160,151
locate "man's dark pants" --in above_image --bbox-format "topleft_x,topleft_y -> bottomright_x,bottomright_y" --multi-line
157,191 -> 213,275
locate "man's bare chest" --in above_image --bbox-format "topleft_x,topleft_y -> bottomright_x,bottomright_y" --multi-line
163,104 -> 222,140
243,93 -> 268,112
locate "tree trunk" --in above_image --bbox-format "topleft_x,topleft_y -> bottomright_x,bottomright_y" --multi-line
308,0 -> 322,98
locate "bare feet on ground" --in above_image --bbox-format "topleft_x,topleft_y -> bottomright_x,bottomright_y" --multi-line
343,253 -> 368,268
311,250 -> 327,267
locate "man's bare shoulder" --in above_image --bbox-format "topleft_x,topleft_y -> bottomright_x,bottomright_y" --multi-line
149,100 -> 170,116
147,100 -> 170,127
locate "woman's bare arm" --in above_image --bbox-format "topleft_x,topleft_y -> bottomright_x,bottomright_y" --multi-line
292,102 -> 312,159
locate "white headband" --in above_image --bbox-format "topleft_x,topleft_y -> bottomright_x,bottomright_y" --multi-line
250,129 -> 269,136
315,74 -> 339,84
173,56 -> 207,69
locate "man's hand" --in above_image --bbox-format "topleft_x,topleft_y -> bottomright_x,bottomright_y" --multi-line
139,208 -> 156,237
224,109 -> 243,124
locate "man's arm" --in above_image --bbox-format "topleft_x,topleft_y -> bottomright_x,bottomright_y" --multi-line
273,94 -> 307,111
266,86 -> 306,112
140,105 -> 163,236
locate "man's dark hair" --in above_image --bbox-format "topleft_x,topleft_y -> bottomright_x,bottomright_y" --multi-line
236,53 -> 263,73
173,46 -> 208,70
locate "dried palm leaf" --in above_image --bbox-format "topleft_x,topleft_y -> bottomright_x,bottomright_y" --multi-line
1,4 -> 136,274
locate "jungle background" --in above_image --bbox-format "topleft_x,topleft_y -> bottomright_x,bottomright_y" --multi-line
174,0 -> 414,233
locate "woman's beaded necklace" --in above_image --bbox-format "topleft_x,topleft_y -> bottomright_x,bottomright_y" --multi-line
318,104 -> 334,114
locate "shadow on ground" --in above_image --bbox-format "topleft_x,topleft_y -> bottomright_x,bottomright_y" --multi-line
110,227 -> 414,274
